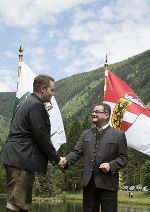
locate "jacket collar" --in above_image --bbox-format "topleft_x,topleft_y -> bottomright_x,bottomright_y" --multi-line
31,93 -> 43,103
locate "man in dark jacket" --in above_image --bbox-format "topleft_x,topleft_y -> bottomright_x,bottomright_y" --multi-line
0,75 -> 64,212
63,102 -> 128,212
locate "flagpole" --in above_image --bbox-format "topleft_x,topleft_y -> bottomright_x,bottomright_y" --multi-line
104,54 -> 108,97
17,44 -> 23,90
99,55 -> 108,212
99,55 -> 109,212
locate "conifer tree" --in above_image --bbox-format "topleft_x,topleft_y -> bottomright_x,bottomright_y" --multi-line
141,160 -> 150,188
63,119 -> 82,191
121,147 -> 149,186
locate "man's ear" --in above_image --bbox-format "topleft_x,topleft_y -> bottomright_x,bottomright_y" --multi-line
104,113 -> 110,120
41,85 -> 46,93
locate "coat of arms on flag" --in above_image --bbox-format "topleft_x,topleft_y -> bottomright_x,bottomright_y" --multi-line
104,70 -> 150,156
112,92 -> 146,131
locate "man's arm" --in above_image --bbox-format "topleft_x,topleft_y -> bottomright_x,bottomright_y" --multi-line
108,132 -> 128,174
29,102 -> 60,164
60,132 -> 85,169
99,132 -> 128,174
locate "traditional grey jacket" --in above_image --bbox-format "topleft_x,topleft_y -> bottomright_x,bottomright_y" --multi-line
66,126 -> 128,191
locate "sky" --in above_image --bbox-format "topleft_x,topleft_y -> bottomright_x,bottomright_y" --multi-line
0,0 -> 150,92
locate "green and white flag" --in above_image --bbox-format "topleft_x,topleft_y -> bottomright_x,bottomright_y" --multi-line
14,62 -> 36,112
14,61 -> 66,151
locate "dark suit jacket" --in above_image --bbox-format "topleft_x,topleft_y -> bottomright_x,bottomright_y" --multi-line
0,93 -> 60,174
66,126 -> 128,191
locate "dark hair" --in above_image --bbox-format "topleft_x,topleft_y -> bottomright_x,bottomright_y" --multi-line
33,75 -> 54,92
96,102 -> 111,118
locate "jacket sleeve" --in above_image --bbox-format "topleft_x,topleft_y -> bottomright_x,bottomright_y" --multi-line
108,132 -> 128,174
29,102 -> 60,165
66,132 -> 84,168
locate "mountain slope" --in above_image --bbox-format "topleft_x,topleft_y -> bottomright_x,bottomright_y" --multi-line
0,49 -> 150,127
55,49 -> 150,120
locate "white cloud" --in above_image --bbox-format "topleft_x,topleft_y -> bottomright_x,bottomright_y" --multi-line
0,69 -> 16,91
30,57 -> 49,73
0,0 -> 149,85
0,0 -> 95,28
25,46 -> 46,56
64,55 -> 100,77
25,27 -> 41,42
34,47 -> 46,55
69,23 -> 94,42
4,51 -> 16,59
100,0 -> 149,23
48,29 -> 61,38
72,8 -> 95,25
81,43 -> 106,60
66,0 -> 150,74
70,0 -> 150,42
54,39 -> 76,60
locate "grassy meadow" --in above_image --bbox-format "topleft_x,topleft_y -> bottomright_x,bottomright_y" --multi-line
65,190 -> 150,206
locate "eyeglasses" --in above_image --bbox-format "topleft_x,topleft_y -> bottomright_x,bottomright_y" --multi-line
92,110 -> 105,114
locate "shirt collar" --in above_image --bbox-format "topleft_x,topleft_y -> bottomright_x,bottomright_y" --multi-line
102,123 -> 110,129
96,123 -> 110,131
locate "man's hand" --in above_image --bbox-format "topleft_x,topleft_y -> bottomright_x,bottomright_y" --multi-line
99,163 -> 110,173
58,157 -> 67,168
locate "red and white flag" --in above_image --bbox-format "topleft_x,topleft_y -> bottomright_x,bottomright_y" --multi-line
104,70 -> 150,156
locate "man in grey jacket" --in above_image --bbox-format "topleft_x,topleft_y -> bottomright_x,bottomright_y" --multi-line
63,102 -> 128,212
0,75 -> 64,212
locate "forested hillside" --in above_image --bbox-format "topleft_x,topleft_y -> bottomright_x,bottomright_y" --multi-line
0,92 -> 15,141
0,49 -> 150,123
55,49 -> 150,121
0,50 -> 150,196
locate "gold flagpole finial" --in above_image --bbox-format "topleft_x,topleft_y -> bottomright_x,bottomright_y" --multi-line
19,44 -> 23,62
17,44 -> 23,90
104,54 -> 108,70
104,53 -> 108,97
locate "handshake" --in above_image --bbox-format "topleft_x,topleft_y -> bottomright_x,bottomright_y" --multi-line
58,157 -> 67,168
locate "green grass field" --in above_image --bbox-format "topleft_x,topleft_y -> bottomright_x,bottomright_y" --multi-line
65,190 -> 150,206
1,190 -> 150,206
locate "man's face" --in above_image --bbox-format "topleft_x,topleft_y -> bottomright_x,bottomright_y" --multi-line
41,80 -> 55,103
92,105 -> 109,125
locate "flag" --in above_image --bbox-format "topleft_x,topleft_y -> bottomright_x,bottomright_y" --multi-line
14,61 -> 66,151
104,70 -> 150,156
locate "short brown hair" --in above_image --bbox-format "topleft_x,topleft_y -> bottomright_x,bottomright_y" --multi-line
33,75 -> 54,92
96,102 -> 111,119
